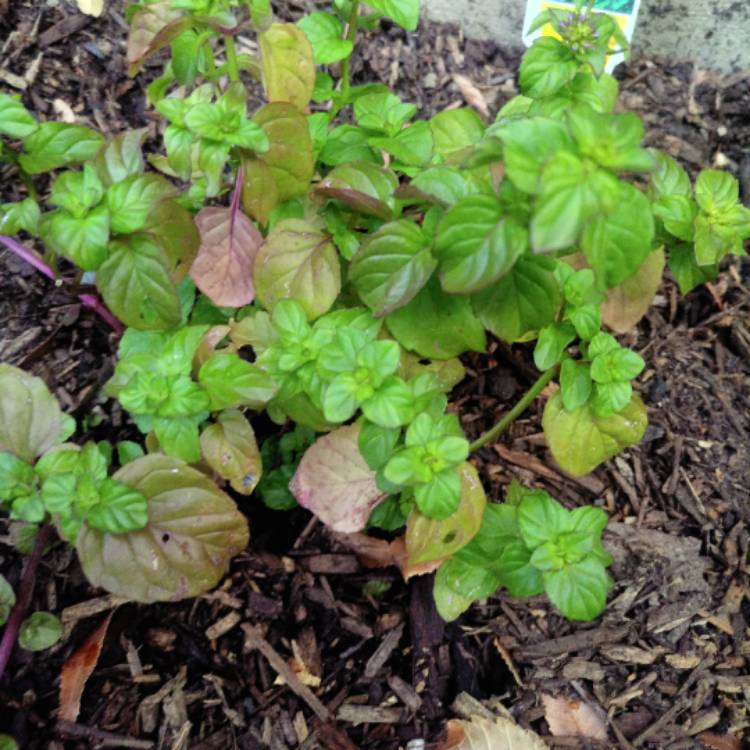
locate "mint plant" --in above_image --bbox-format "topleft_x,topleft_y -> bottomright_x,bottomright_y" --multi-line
1,0 -> 748,641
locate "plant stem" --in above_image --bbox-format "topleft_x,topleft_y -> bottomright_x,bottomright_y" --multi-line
0,524 -> 52,682
469,367 -> 558,453
0,235 -> 123,335
204,42 -> 217,76
339,0 -> 360,104
224,34 -> 240,83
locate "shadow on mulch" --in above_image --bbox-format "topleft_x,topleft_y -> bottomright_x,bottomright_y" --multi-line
1,1 -> 749,748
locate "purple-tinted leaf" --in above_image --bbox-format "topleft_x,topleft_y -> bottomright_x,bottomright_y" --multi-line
290,424 -> 387,533
127,3 -> 188,77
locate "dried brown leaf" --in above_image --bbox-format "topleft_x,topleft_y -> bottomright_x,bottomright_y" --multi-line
452,74 -> 490,119
541,694 -> 608,741
58,613 -> 113,722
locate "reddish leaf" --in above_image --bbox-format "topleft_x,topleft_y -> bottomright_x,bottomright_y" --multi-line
698,732 -> 743,750
58,613 -> 112,722
126,3 -> 187,77
190,187 -> 263,308
290,424 -> 387,533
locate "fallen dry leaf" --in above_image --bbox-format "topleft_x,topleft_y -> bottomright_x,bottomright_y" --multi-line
58,613 -> 112,722
452,74 -> 491,119
542,694 -> 608,741
698,732 -> 743,750
75,0 -> 104,16
438,715 -> 548,749
52,99 -> 77,124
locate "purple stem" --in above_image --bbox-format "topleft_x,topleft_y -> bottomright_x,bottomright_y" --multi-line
0,235 -> 123,335
0,523 -> 53,682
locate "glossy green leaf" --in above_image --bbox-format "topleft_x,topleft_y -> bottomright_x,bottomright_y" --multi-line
405,462 -> 486,565
519,37 -> 578,98
20,123 -> 104,174
297,12 -> 353,64
0,198 -> 41,236
319,124 -> 379,166
0,93 -> 38,139
653,195 -> 697,242
201,410 -> 262,494
49,165 -> 105,218
91,128 -> 148,187
472,254 -> 560,343
365,0 -> 420,30
0,574 -> 16,627
429,108 -> 485,160
369,120 -> 434,167
198,353 -> 276,411
316,161 -> 398,220
544,557 -> 611,620
77,455 -> 250,602
517,490 -> 570,548
582,182 -> 655,288
543,390 -> 648,476
668,243 -> 716,295
533,322 -> 576,370
106,173 -> 177,235
259,23 -> 315,111
41,206 -> 110,272
354,92 -> 417,136
434,558 -> 501,621
86,479 -> 149,535
386,277 -> 486,359
695,169 -> 740,215
97,235 -> 181,330
0,365 -> 71,463
126,1 -> 186,76
350,219 -> 436,316
358,421 -> 400,471
290,423 -> 387,533
18,612 -> 63,651
435,196 -> 527,293
254,218 -> 341,320
560,359 -> 592,412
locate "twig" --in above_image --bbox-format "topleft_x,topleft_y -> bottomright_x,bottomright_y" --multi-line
0,523 -> 52,681
55,720 -> 154,749
242,624 -> 331,722
0,235 -> 123,335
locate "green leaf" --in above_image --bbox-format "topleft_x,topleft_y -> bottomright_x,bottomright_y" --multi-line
653,196 -> 697,241
668,243 -> 716,295
358,421 -> 400,471
495,539 -> 544,598
87,479 -> 149,534
519,38 -> 578,98
153,415 -> 202,462
18,612 -> 63,651
0,93 -> 38,139
369,120 -> 434,167
517,490 -> 570,548
0,364 -> 71,463
434,558 -> 501,621
544,557 -> 611,620
252,102 -> 314,202
316,161 -> 397,220
0,198 -> 41,236
695,169 -> 740,215
495,117 -> 574,194
543,390 -> 648,476
414,468 -> 462,519
290,423 -> 387,532
200,409 -> 262,494
298,12 -> 352,64
532,151 -> 618,253
408,167 -> 474,206
319,124 -> 380,166
350,219 -> 436,316
20,123 -> 104,174
429,108 -> 485,160
0,574 -> 16,627
405,462 -> 486,565
472,254 -> 560,343
590,348 -> 645,384
171,29 -> 205,86
354,92 -> 417,136
41,206 -> 110,272
117,440 -> 145,466
126,1 -> 186,76
199,353 -> 277,411
435,196 -> 528,293
0,735 -> 18,750
365,0 -> 420,31
106,174 -> 177,235
259,22 -> 315,111
433,566 -> 476,621
567,303 -> 601,340
533,322 -> 576,371
97,235 -> 181,330
560,359 -> 592,412
254,218 -> 341,320
91,128 -> 148,187
77,454 -> 250,602
49,165 -> 105,218
386,277 -> 486,359
362,376 -> 414,428
649,150 -> 691,200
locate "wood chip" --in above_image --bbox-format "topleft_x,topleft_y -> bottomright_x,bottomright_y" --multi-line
600,645 -> 660,665
386,673 -> 422,713
336,705 -> 404,725
364,623 -> 404,678
242,624 -> 330,722
61,595 -> 129,623
205,612 -> 241,641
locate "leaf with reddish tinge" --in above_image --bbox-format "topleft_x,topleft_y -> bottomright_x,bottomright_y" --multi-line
259,23 -> 315,111
77,454 -> 250,603
406,463 -> 486,566
542,694 -> 608,741
290,424 -> 387,533
200,410 -> 262,495
191,204 -> 263,308
58,613 -> 113,722
0,364 -> 72,463
127,2 -> 187,77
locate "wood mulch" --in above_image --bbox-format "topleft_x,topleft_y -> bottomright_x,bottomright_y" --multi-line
1,1 -> 749,748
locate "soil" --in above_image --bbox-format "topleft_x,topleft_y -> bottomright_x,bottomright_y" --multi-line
1,1 -> 750,749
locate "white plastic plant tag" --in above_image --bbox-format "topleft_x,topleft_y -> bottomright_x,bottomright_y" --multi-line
522,0 -> 641,72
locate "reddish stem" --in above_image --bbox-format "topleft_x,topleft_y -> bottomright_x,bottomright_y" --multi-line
0,523 -> 53,682
0,235 -> 123,335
